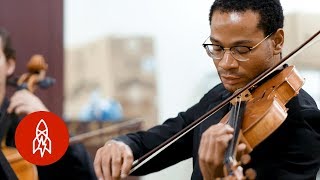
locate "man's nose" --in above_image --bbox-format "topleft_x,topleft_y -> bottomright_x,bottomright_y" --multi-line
218,50 -> 239,70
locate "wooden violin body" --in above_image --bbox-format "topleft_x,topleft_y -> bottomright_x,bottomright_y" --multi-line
220,65 -> 304,179
242,65 -> 304,151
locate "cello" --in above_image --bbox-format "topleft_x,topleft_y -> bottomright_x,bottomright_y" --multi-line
1,54 -> 55,180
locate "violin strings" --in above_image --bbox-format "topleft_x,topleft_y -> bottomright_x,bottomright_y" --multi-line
227,95 -> 243,165
231,99 -> 241,160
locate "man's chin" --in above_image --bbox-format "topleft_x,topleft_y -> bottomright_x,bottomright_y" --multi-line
222,83 -> 243,93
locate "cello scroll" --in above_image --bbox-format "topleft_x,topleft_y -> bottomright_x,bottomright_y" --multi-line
7,54 -> 55,93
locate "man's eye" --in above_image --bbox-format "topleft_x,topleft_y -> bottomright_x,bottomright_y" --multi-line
234,47 -> 250,54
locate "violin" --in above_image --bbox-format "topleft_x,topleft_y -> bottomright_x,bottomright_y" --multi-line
1,54 -> 55,180
128,30 -> 320,179
220,65 -> 304,179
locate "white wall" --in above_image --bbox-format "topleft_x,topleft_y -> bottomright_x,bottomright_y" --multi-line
64,0 -> 320,179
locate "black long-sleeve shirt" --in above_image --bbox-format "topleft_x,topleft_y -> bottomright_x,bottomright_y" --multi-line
116,83 -> 320,180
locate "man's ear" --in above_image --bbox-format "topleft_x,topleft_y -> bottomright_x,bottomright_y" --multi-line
6,58 -> 16,77
272,28 -> 284,55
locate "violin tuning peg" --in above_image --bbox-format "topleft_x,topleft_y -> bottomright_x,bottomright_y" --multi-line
240,154 -> 251,165
245,168 -> 256,180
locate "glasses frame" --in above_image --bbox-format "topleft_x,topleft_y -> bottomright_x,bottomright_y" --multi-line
202,33 -> 273,62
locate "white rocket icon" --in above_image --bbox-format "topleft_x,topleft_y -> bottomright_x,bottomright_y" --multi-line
32,119 -> 52,157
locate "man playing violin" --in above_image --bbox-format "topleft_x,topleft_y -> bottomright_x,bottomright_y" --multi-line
94,0 -> 320,179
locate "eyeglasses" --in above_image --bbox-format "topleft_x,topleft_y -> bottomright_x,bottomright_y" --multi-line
202,33 -> 273,62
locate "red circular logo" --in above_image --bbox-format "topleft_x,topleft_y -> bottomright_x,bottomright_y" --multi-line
15,111 -> 69,166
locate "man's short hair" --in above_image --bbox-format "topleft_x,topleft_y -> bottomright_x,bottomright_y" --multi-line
0,28 -> 16,60
209,0 -> 284,36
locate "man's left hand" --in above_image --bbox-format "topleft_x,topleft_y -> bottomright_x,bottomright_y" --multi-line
7,89 -> 48,115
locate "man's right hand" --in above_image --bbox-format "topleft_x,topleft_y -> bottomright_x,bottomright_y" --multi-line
94,140 -> 134,180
